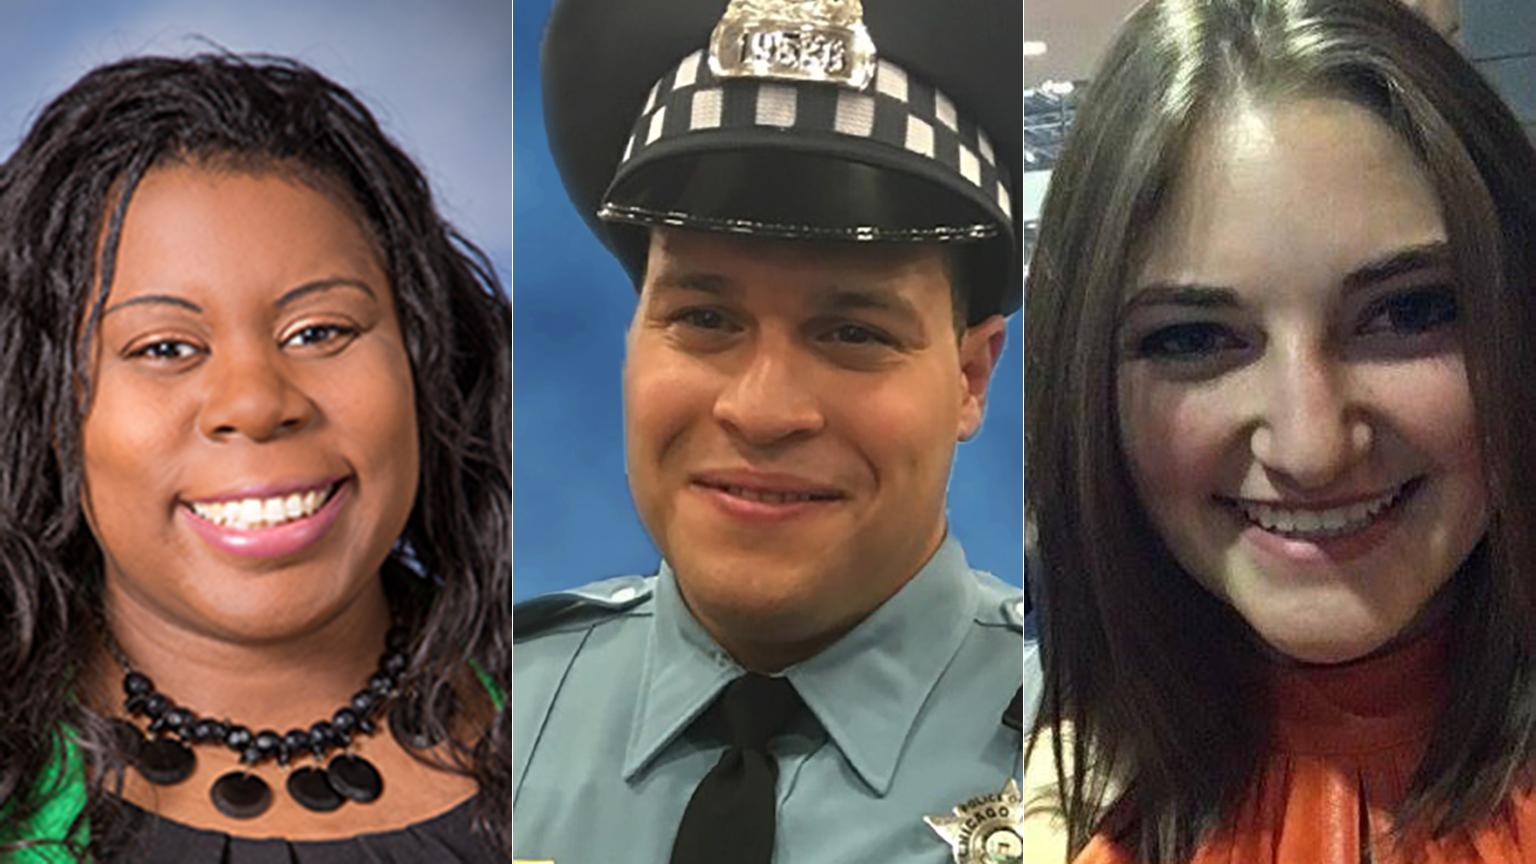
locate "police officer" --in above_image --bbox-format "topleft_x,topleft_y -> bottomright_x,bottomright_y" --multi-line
515,2 -> 1039,861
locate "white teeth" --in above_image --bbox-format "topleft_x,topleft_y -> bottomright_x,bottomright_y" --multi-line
190,485 -> 334,530
719,484 -> 829,504
1237,484 -> 1407,540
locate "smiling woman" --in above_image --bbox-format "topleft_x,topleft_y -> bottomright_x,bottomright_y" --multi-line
1116,97 -> 1488,668
0,55 -> 509,861
1023,0 -> 1536,862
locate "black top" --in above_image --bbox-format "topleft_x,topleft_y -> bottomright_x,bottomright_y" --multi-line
106,797 -> 498,863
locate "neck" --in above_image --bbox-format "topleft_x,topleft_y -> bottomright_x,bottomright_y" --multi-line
92,578 -> 393,731
693,525 -> 948,674
720,630 -> 848,675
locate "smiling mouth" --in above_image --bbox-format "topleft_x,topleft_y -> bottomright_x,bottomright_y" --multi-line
1227,478 -> 1421,540
694,480 -> 843,505
185,480 -> 346,531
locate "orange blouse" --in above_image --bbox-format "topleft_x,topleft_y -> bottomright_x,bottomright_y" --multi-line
1074,627 -> 1536,863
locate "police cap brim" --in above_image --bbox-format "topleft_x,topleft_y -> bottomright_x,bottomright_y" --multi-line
542,0 -> 1023,321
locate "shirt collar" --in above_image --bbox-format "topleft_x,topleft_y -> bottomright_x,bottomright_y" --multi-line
622,536 -> 978,794
622,561 -> 742,781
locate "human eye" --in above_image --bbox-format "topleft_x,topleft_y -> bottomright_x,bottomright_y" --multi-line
126,338 -> 202,364
1356,287 -> 1458,337
670,307 -> 735,331
822,322 -> 896,347
1133,322 -> 1246,361
281,322 -> 359,350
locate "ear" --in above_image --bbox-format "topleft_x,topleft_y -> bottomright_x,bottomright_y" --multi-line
957,314 -> 1008,441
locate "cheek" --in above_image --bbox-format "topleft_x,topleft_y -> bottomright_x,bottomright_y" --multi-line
1367,360 -> 1487,517
1379,364 -> 1480,466
362,364 -> 417,455
1118,371 -> 1235,510
838,371 -> 956,479
82,379 -> 189,498
623,347 -> 708,469
312,339 -> 417,442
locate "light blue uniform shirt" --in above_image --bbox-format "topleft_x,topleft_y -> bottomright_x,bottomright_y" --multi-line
514,538 -> 1044,862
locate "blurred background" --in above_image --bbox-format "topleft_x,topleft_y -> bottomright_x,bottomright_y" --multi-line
0,1 -> 510,287
514,0 -> 1025,599
1022,0 -> 1536,265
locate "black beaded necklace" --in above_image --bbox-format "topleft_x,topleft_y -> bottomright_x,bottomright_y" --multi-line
112,626 -> 436,819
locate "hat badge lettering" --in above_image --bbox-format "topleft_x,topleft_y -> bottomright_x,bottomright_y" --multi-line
709,0 -> 878,89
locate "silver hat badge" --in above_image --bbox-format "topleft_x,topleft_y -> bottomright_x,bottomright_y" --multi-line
708,0 -> 878,90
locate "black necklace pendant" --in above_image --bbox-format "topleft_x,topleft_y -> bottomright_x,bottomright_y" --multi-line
326,753 -> 383,803
115,625 -> 412,817
287,766 -> 344,812
109,718 -> 145,764
210,770 -> 272,819
137,737 -> 196,785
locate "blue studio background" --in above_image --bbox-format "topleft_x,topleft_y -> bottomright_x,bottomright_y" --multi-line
0,1 -> 509,288
513,0 -> 1024,599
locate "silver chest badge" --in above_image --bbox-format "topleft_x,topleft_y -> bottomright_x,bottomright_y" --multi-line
925,779 -> 1026,864
708,0 -> 878,90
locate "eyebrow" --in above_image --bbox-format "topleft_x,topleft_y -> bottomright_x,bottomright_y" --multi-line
101,277 -> 377,317
1341,242 -> 1451,292
274,277 -> 377,308
647,271 -> 923,324
646,272 -> 731,297
1120,283 -> 1240,314
102,294 -> 204,317
818,285 -> 923,325
1122,241 -> 1454,315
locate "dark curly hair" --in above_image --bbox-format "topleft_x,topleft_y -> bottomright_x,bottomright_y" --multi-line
0,53 -> 510,858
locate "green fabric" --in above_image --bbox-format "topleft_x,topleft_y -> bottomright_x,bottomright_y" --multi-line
471,658 -> 506,712
5,727 -> 89,862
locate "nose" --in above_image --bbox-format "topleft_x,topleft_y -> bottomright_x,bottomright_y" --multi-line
198,346 -> 315,442
1249,341 -> 1372,490
712,331 -> 824,447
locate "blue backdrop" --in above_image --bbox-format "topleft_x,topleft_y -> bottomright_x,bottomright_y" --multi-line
0,1 -> 509,288
512,0 -> 1023,599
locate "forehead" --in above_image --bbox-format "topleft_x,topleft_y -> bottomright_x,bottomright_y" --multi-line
1135,98 -> 1446,293
643,228 -> 952,304
110,163 -> 382,295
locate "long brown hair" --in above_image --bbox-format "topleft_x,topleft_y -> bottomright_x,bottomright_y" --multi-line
1024,0 -> 1536,859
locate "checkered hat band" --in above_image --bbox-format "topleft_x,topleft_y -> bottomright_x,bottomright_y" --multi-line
618,51 -> 1014,226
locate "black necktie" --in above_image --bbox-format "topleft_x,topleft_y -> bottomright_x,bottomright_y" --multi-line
669,673 -> 803,864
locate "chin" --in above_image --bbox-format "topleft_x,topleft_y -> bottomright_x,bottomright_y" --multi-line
180,577 -> 357,641
1244,608 -> 1402,665
676,553 -> 839,620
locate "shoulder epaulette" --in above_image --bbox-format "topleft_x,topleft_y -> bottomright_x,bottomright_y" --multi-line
971,568 -> 1027,634
1002,595 -> 1027,633
513,575 -> 654,637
